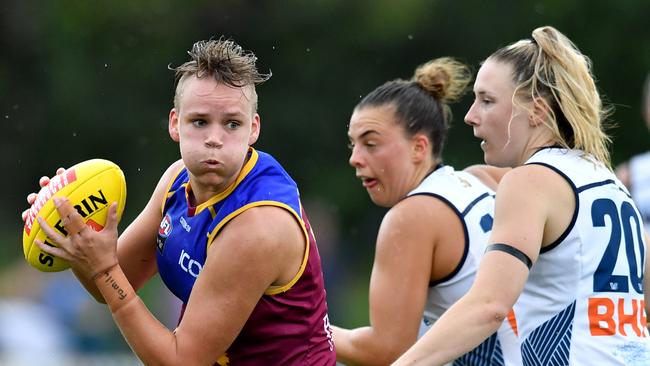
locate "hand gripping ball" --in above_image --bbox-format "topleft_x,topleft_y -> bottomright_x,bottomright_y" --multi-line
22,159 -> 127,272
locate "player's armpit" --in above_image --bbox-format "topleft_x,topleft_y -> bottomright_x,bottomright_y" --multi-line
117,159 -> 185,292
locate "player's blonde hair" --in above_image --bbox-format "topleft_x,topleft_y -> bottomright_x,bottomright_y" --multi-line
489,26 -> 612,167
171,37 -> 271,112
355,57 -> 472,160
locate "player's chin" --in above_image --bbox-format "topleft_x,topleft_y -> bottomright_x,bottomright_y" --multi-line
482,150 -> 499,167
484,152 -> 513,168
195,171 -> 232,187
367,191 -> 393,208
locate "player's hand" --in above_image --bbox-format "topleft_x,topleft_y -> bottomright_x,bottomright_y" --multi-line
35,197 -> 119,280
21,168 -> 66,222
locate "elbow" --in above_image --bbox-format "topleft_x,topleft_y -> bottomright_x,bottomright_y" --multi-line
483,301 -> 512,328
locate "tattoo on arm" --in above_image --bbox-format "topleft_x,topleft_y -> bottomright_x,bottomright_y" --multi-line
99,271 -> 128,301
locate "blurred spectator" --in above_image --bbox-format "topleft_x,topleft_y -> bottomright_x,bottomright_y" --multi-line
0,259 -> 181,364
616,74 -> 650,231
0,261 -> 74,365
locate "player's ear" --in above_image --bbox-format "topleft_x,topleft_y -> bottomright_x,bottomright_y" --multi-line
169,108 -> 180,142
411,133 -> 429,163
248,113 -> 260,145
530,97 -> 551,127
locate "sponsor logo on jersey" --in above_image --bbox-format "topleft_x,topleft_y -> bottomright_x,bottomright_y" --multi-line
180,216 -> 191,232
178,249 -> 203,278
323,314 -> 335,351
589,297 -> 648,337
159,214 -> 172,237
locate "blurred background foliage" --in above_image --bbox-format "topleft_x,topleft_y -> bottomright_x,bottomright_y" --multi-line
2,0 -> 650,357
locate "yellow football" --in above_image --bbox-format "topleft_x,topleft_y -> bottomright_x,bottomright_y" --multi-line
22,159 -> 127,272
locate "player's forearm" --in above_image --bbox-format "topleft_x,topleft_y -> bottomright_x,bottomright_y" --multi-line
94,265 -> 184,365
393,296 -> 507,366
333,325 -> 406,366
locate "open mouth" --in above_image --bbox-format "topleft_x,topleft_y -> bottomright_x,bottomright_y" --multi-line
361,177 -> 378,189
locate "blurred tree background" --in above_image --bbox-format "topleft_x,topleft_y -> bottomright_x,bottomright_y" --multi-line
2,0 -> 649,359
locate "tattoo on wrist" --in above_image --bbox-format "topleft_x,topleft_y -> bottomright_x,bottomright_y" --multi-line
91,262 -> 119,281
98,271 -> 128,301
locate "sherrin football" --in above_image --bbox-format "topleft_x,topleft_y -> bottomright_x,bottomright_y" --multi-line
23,159 -> 127,272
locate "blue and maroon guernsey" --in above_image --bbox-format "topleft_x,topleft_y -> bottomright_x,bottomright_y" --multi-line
156,148 -> 335,365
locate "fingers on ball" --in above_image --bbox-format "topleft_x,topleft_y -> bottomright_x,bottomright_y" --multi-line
39,176 -> 50,188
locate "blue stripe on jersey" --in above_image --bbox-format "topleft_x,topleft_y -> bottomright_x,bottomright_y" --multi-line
521,301 -> 575,366
453,332 -> 504,366
577,179 -> 632,199
526,162 -> 579,254
576,179 -> 615,193
462,193 -> 494,233
461,192 -> 492,217
412,192 -> 470,288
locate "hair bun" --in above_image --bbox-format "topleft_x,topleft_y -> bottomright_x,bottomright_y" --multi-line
413,57 -> 472,103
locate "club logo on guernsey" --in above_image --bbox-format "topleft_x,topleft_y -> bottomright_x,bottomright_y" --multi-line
157,214 -> 172,252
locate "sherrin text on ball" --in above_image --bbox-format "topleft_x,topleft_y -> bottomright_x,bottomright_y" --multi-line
23,159 -> 127,272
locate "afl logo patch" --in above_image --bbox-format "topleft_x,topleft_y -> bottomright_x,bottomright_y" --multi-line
157,214 -> 173,252
159,214 -> 172,237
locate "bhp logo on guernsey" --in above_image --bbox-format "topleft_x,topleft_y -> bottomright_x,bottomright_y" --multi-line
589,297 -> 648,337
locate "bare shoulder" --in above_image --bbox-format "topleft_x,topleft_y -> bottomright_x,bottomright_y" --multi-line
159,159 -> 185,186
223,205 -> 301,245
382,194 -> 460,246
377,193 -> 465,283
210,205 -> 304,285
389,194 -> 458,227
499,164 -> 570,192
495,164 -> 574,232
487,165 -> 573,260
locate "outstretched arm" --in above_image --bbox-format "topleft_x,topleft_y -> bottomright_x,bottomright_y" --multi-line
333,195 -> 463,365
463,164 -> 510,191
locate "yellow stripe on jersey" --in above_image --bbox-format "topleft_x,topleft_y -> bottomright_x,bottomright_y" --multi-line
160,164 -> 187,215
206,200 -> 310,296
207,205 -> 217,220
